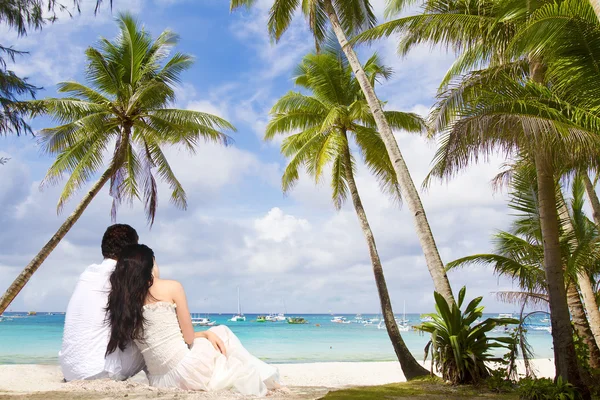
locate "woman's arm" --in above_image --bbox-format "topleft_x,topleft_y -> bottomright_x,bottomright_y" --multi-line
170,281 -> 226,354
170,281 -> 195,346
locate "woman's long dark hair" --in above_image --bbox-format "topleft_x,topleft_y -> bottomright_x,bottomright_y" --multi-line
106,244 -> 155,356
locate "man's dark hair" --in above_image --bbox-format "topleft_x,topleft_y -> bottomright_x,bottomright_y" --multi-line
101,224 -> 139,259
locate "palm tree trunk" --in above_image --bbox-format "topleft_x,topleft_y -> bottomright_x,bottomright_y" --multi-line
557,193 -> 600,357
323,0 -> 454,306
575,271 -> 600,351
567,282 -> 600,370
341,131 -> 428,379
582,172 -> 600,227
590,0 -> 600,22
535,151 -> 586,393
0,167 -> 114,314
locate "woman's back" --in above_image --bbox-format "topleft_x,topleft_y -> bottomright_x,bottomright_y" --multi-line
135,302 -> 188,376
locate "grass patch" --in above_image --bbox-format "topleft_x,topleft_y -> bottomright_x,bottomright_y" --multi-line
319,377 -> 519,399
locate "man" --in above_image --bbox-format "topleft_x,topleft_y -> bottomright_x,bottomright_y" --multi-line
59,224 -> 145,381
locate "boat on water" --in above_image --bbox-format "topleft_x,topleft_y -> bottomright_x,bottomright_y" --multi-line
191,314 -> 216,326
540,317 -> 550,323
287,317 -> 308,324
331,316 -> 351,324
395,301 -> 411,331
353,314 -> 367,324
265,313 -> 286,322
256,316 -> 267,323
498,313 -> 514,318
27,311 -> 36,316
364,314 -> 381,326
229,287 -> 246,322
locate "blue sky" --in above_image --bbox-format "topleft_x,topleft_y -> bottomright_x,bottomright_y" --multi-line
0,0 -> 519,314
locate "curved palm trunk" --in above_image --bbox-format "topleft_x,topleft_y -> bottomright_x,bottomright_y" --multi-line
590,0 -> 600,22
323,0 -> 455,306
535,152 -> 587,394
557,193 -> 600,356
0,167 -> 114,314
582,172 -> 600,227
341,132 -> 429,379
567,282 -> 600,370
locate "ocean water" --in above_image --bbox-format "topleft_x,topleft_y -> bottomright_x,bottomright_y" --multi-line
0,313 -> 554,365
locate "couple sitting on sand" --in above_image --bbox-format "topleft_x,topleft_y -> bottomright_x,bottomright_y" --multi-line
58,224 -> 280,397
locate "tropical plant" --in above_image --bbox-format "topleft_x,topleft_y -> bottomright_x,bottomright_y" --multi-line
518,377 -> 582,400
0,13 -> 235,314
447,165 -> 600,371
355,0 -> 600,391
416,286 -> 517,384
230,0 -> 455,306
266,49 -> 429,379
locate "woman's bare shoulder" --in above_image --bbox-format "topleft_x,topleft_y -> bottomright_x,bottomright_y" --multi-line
154,278 -> 184,293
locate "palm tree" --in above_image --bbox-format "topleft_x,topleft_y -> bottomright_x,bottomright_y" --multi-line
230,0 -> 455,306
448,166 -> 600,371
355,0 -> 600,390
0,13 -> 235,314
266,50 -> 429,379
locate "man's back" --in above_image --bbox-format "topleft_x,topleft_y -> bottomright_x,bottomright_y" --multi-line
60,259 -> 143,381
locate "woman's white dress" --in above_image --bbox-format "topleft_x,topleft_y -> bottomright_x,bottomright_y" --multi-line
133,302 -> 279,396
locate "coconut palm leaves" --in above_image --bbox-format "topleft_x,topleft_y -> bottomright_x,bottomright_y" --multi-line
230,0 -> 376,49
448,166 -> 600,300
0,13 -> 235,314
33,14 -> 234,224
266,51 -> 423,206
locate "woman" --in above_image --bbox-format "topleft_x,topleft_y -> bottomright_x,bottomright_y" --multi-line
105,244 -> 280,396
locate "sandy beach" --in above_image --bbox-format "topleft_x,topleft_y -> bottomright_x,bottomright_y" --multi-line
0,360 -> 555,399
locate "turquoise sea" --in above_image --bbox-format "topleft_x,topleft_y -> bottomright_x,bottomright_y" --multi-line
0,313 -> 554,365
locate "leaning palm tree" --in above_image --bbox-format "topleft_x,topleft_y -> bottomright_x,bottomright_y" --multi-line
230,0 -> 455,306
448,166 -> 600,371
356,0 -> 600,390
266,50 -> 429,379
0,13 -> 235,314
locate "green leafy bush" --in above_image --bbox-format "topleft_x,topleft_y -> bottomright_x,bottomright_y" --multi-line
416,286 -> 518,384
517,377 -> 581,400
486,368 -> 515,393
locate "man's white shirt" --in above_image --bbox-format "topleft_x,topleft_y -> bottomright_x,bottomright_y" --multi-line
59,259 -> 144,381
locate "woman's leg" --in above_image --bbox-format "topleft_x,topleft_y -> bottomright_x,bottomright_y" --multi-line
208,325 -> 280,388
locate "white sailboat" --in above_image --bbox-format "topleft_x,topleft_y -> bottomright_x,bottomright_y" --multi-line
229,287 -> 246,322
395,301 -> 410,332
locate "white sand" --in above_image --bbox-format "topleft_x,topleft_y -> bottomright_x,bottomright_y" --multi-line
0,360 -> 556,399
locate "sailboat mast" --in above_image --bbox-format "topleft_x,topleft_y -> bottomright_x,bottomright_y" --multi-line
237,287 -> 241,315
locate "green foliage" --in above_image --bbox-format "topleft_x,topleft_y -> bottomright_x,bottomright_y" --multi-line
486,368 -> 516,394
0,0 -> 108,136
517,377 -> 582,400
30,13 -> 235,224
417,286 -> 518,384
230,0 -> 377,50
265,50 -> 424,208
